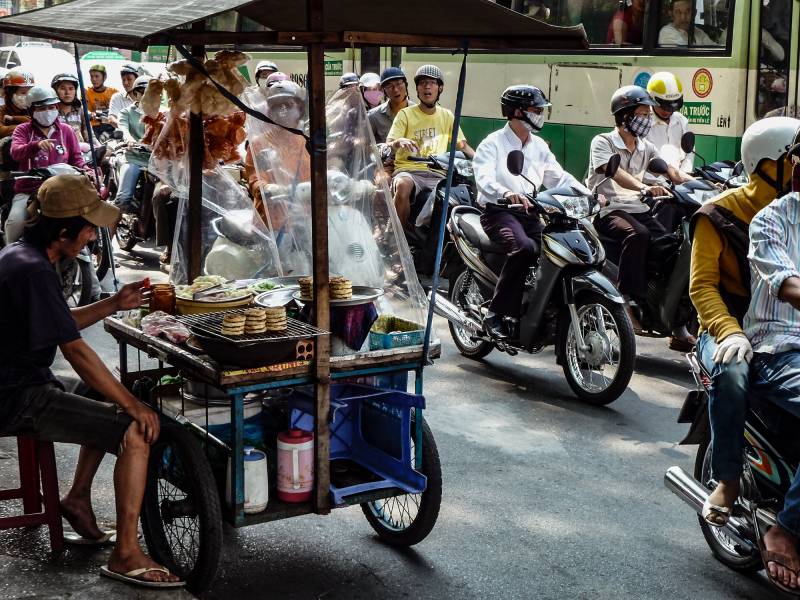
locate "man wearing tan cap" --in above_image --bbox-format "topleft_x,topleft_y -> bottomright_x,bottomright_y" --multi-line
0,175 -> 182,588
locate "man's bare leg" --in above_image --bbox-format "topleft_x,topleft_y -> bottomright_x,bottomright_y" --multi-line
107,424 -> 179,583
60,446 -> 107,539
393,177 -> 414,228
764,525 -> 800,589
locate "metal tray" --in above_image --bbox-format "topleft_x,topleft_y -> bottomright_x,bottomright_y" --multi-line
292,286 -> 384,307
254,286 -> 300,308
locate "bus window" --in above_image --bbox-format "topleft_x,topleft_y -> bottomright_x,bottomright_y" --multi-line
757,0 -> 792,117
504,0 -> 630,46
657,0 -> 725,48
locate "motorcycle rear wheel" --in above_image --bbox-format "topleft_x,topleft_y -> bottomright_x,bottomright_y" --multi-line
115,216 -> 138,252
557,294 -> 634,405
694,436 -> 762,573
448,270 -> 493,360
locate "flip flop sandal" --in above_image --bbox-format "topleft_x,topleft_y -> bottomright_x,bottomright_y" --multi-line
64,529 -> 116,546
752,511 -> 800,596
99,565 -> 185,589
701,498 -> 731,527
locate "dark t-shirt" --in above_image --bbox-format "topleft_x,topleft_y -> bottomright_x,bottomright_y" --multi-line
0,241 -> 80,392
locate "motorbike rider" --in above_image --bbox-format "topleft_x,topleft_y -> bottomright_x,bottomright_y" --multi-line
475,85 -> 591,339
646,72 -> 693,176
359,72 -> 383,110
7,86 -> 86,245
587,85 -> 691,332
245,80 -> 310,229
265,71 -> 289,88
386,64 -> 474,228
51,73 -> 89,144
253,60 -> 279,90
85,65 -> 117,139
115,76 -> 152,214
108,63 -> 140,128
0,69 -> 34,138
689,117 -> 800,538
368,67 -> 415,149
741,123 -> 800,591
338,72 -> 360,90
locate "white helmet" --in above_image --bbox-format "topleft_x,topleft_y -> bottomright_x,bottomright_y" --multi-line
266,80 -> 306,106
358,72 -> 380,89
741,117 -> 800,183
27,85 -> 59,108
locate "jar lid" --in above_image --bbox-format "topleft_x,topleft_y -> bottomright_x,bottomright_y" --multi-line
278,428 -> 313,443
243,446 -> 265,461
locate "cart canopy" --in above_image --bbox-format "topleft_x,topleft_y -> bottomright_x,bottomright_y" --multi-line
0,0 -> 587,50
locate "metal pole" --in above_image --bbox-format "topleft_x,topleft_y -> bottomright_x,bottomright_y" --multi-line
308,0 -> 331,516
421,42 -> 469,363
187,24 -> 205,282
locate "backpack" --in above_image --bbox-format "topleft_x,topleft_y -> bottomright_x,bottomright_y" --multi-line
0,135 -> 18,172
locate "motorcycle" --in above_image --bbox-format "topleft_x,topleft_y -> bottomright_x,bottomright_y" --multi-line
405,152 -> 476,284
682,131 -> 747,189
598,157 -> 718,346
665,351 -> 799,593
432,150 -> 635,405
113,144 -> 159,253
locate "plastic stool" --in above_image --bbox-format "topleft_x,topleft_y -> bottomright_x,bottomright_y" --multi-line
0,437 -> 63,551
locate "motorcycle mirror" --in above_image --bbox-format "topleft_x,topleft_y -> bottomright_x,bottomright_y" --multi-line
605,154 -> 621,178
507,150 -> 525,176
647,158 -> 670,176
681,131 -> 696,154
111,130 -> 124,141
733,161 -> 744,176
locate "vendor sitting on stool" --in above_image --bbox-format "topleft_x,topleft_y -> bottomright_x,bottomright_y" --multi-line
474,85 -> 590,339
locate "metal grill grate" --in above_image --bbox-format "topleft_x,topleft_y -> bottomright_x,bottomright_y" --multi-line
177,309 -> 328,344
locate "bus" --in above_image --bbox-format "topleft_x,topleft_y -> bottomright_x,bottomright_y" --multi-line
150,0 -> 796,180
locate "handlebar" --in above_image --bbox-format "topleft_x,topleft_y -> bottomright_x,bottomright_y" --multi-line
405,155 -> 431,163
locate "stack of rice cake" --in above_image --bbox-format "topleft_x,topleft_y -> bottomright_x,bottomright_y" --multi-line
298,276 -> 353,301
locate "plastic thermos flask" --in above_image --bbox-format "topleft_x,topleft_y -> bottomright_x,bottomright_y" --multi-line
277,429 -> 314,502
226,446 -> 269,514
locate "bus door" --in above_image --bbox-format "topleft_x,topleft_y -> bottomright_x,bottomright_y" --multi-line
753,0 -> 797,119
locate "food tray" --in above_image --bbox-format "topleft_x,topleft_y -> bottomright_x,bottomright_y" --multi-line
254,287 -> 300,308
369,316 -> 425,350
292,286 -> 384,307
177,309 -> 327,344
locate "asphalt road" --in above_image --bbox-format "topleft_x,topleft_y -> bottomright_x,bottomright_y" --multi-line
0,243 -> 789,599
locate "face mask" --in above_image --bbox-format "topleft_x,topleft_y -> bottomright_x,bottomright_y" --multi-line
364,90 -> 383,108
626,113 -> 653,138
12,93 -> 29,110
522,112 -> 545,132
272,104 -> 302,128
33,108 -> 59,128
258,78 -> 269,90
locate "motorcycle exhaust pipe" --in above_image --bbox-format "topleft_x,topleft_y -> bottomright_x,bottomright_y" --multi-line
427,292 -> 482,333
664,466 -> 776,552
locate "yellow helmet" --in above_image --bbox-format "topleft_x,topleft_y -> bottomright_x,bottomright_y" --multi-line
647,71 -> 684,111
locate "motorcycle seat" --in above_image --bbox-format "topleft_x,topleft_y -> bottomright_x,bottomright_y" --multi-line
456,211 -> 505,254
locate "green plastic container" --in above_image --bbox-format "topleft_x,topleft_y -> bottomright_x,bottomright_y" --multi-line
369,315 -> 424,350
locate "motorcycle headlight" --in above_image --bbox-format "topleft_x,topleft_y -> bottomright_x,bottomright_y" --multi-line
690,188 -> 719,205
455,158 -> 473,177
553,194 -> 592,219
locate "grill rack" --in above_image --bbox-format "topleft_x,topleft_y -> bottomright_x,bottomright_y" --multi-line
177,309 -> 329,344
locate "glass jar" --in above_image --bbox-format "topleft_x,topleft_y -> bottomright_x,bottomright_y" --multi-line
150,283 -> 176,314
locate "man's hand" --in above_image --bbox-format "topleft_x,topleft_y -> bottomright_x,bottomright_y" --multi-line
391,138 -> 419,154
126,401 -> 160,444
712,333 -> 753,364
114,279 -> 150,311
38,139 -> 55,152
597,193 -> 609,207
644,184 -> 671,198
503,192 -> 532,211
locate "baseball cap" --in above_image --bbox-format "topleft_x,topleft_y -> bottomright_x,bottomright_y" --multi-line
37,175 -> 119,227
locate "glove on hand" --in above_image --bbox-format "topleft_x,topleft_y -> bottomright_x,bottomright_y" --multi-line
712,333 -> 753,364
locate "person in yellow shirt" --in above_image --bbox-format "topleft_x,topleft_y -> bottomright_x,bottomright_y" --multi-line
85,65 -> 117,139
689,117 -> 800,529
386,64 -> 474,228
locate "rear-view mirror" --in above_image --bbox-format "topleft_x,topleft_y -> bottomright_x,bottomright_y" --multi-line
733,161 -> 744,176
681,131 -> 696,154
507,150 -> 524,176
111,130 -> 124,140
647,158 -> 669,176
6,62 -> 17,69
605,154 -> 621,178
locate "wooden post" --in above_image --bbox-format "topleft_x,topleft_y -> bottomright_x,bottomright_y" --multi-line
307,0 -> 331,515
187,23 -> 205,282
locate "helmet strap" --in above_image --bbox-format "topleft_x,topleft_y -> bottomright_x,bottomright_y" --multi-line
755,160 -> 787,196
518,110 -> 541,131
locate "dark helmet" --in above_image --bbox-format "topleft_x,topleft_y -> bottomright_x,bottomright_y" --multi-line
51,72 -> 79,89
500,85 -> 551,118
380,67 -> 406,87
338,72 -> 360,89
611,85 -> 658,115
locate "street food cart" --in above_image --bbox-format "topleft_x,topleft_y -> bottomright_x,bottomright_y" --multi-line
0,0 -> 586,593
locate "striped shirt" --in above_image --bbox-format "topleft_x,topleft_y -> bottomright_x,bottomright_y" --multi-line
745,192 -> 800,353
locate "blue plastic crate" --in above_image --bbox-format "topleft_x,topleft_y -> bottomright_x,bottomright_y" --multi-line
287,384 -> 426,506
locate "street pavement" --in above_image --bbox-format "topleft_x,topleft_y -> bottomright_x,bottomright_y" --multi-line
0,242 -> 789,599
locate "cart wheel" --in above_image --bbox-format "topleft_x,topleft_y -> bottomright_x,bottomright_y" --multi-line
141,421 -> 222,594
361,416 -> 442,546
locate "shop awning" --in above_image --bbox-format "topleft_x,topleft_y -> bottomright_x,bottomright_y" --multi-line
0,0 -> 587,50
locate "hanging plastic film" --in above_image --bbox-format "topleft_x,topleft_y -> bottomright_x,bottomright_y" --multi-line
243,84 -> 427,326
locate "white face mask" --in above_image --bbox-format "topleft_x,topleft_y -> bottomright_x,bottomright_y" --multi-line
258,78 -> 269,90
33,108 -> 59,128
521,112 -> 545,132
12,93 -> 29,110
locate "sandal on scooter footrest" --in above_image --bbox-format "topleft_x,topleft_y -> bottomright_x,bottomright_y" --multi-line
701,498 -> 730,527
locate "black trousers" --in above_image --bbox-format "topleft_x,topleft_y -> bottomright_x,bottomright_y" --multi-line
480,205 -> 542,317
594,209 -> 665,301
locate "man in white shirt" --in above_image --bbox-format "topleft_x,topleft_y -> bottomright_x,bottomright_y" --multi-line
658,0 -> 717,46
646,71 -> 694,176
108,64 -> 140,129
474,85 -> 589,339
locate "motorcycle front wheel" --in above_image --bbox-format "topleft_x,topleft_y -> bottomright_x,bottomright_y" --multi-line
557,294 -> 635,405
